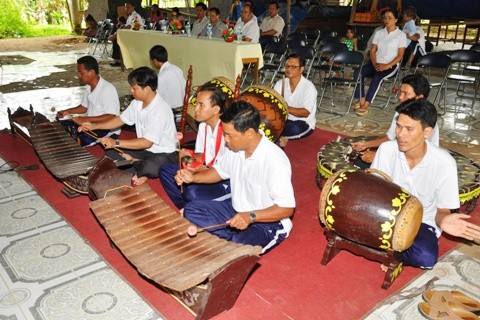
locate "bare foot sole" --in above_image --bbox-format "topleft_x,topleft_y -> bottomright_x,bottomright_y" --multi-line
132,175 -> 148,186
279,136 -> 289,148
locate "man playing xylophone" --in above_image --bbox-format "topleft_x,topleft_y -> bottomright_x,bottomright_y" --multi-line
79,67 -> 178,186
175,101 -> 295,253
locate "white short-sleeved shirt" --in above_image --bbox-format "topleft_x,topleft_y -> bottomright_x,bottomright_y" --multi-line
81,76 -> 121,136
120,93 -> 177,153
371,140 -> 459,236
414,26 -> 427,55
372,27 -> 407,64
126,11 -> 144,28
239,19 -> 260,43
403,20 -> 417,45
386,111 -> 440,146
274,76 -> 317,129
157,61 -> 186,109
192,16 -> 209,37
213,135 -> 295,233
195,120 -> 226,166
259,14 -> 285,37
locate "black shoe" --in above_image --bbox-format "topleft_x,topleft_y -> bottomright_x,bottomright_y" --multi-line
110,61 -> 121,67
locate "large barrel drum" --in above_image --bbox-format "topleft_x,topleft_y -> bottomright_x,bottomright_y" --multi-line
239,85 -> 288,142
319,169 -> 423,252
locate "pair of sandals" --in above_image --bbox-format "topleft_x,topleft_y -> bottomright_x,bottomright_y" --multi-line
418,289 -> 480,320
351,102 -> 369,116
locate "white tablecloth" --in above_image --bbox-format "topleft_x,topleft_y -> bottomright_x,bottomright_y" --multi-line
117,30 -> 264,86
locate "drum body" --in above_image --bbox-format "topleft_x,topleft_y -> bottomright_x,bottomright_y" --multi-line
239,85 -> 288,142
319,169 -> 423,252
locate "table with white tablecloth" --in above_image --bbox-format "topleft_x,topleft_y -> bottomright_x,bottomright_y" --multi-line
117,30 -> 263,86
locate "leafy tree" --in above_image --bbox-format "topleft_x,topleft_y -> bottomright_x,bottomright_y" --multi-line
0,0 -> 32,38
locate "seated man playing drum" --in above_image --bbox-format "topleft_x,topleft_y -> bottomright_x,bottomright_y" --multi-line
159,84 -> 231,210
176,101 -> 295,253
56,55 -> 120,146
79,67 -> 178,186
273,54 -> 317,148
371,99 -> 480,269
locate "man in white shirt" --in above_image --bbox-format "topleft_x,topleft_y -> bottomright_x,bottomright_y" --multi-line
238,4 -> 259,43
109,2 -> 144,67
259,1 -> 284,38
57,55 -> 120,146
177,101 -> 295,253
191,2 -> 209,37
371,99 -> 480,269
159,84 -> 230,209
79,67 -> 178,186
149,45 -> 186,110
273,54 -> 317,148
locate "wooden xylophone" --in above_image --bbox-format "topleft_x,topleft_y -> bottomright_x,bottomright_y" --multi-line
89,184 -> 262,320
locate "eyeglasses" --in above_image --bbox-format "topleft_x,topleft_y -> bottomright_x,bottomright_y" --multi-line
285,65 -> 301,69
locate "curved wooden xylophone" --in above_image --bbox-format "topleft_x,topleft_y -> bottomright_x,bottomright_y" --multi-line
90,184 -> 262,320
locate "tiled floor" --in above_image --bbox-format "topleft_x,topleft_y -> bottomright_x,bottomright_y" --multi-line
0,160 -> 163,319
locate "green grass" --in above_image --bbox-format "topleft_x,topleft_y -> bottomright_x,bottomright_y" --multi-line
24,25 -> 73,37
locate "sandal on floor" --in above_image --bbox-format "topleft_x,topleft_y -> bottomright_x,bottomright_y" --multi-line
423,290 -> 480,312
418,301 -> 479,320
355,108 -> 369,116
351,102 -> 361,110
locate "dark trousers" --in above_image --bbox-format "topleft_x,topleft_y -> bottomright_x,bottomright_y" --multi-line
353,62 -> 398,103
282,120 -> 314,139
106,149 -> 177,178
184,199 -> 289,253
401,223 -> 439,269
158,163 -> 231,209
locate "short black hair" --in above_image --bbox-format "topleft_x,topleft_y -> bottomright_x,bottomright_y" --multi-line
197,84 -> 226,114
400,74 -> 430,98
77,55 -> 99,74
287,53 -> 305,67
396,99 -> 437,129
195,2 -> 207,11
220,100 -> 260,133
149,45 -> 168,63
208,7 -> 220,15
127,67 -> 158,91
269,1 -> 279,9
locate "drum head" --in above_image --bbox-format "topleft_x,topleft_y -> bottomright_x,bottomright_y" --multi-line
239,85 -> 288,142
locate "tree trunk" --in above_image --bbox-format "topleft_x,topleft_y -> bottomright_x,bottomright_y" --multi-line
66,0 -> 82,34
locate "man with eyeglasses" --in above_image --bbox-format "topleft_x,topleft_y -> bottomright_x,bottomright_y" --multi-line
273,53 -> 317,148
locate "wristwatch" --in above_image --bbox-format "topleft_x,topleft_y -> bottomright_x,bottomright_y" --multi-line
249,211 -> 256,223
115,139 -> 120,147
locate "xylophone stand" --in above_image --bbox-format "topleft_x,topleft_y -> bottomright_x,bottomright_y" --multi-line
321,229 -> 403,289
168,255 -> 260,320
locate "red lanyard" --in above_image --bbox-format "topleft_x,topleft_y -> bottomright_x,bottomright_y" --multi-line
200,122 -> 223,167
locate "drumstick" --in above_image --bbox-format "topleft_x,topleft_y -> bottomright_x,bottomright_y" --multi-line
281,75 -> 285,98
81,130 -> 124,154
187,223 -> 229,237
176,132 -> 184,193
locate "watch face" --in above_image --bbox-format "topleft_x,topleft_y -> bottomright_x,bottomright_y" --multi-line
250,212 -> 256,222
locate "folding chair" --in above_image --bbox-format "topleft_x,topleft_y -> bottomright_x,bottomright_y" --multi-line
446,49 -> 480,115
89,20 -> 114,57
317,51 -> 364,116
259,41 -> 288,86
414,52 -> 451,114
291,45 -> 316,78
309,42 -> 348,85
302,27 -> 321,49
